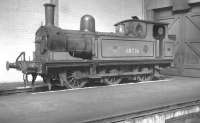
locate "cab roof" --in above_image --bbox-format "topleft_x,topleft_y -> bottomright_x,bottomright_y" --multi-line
114,19 -> 169,26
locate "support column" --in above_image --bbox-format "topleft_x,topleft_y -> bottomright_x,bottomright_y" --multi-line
143,0 -> 155,20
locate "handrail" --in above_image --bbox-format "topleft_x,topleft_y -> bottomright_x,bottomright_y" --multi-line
16,52 -> 26,62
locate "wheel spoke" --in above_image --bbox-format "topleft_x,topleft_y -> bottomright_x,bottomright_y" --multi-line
65,71 -> 86,89
104,76 -> 122,85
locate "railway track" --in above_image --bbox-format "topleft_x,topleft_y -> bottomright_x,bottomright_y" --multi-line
0,87 -> 31,95
0,84 -> 66,96
0,78 -> 168,96
0,86 -> 46,95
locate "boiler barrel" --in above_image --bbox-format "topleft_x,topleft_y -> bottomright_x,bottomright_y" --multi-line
36,26 -> 94,59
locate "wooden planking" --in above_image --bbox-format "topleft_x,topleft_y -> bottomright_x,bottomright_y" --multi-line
152,3 -> 200,69
145,0 -> 200,10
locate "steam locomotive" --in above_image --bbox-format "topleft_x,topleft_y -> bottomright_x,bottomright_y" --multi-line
6,3 -> 174,90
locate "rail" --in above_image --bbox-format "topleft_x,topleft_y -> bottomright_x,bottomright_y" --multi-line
84,100 -> 200,123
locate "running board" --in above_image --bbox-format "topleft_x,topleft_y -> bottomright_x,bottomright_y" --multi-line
88,71 -> 153,79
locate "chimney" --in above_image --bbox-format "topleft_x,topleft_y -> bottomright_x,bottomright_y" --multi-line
44,3 -> 55,26
50,0 -> 59,26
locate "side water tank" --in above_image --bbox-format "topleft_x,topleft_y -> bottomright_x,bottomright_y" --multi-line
80,15 -> 95,32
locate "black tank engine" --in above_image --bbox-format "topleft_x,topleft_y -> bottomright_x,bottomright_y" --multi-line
6,3 -> 174,90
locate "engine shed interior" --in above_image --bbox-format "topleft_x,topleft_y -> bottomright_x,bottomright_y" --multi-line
1,0 -> 200,123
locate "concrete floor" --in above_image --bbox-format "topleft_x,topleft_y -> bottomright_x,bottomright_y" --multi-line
0,77 -> 200,123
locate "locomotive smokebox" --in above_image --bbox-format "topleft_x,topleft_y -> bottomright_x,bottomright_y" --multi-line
44,3 -> 55,26
80,15 -> 95,32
